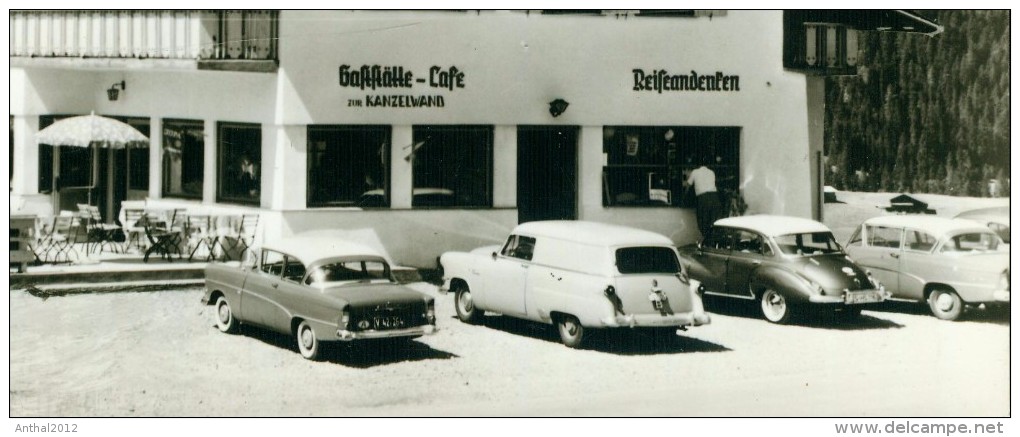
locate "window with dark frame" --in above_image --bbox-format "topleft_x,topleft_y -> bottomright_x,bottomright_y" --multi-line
162,119 -> 204,199
411,125 -> 493,208
307,125 -> 390,208
217,122 -> 262,205
109,116 -> 151,192
602,126 -> 740,208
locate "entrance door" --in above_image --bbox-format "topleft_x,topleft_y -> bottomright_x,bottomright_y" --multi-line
517,126 -> 578,224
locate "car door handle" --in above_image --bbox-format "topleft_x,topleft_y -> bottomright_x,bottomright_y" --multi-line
271,283 -> 279,288
889,253 -> 900,259
521,264 -> 530,269
751,260 -> 761,265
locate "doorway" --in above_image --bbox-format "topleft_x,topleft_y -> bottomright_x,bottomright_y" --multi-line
517,126 -> 578,224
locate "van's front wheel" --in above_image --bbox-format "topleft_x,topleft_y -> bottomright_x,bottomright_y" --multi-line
454,285 -> 483,324
555,314 -> 585,348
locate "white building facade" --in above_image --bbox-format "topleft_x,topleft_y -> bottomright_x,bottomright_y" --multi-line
9,10 -> 940,267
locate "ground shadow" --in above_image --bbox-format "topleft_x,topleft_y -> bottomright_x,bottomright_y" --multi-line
866,301 -> 1010,326
469,314 -> 730,355
229,324 -> 458,368
703,296 -> 904,331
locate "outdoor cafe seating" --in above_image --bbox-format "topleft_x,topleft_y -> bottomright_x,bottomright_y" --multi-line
19,203 -> 261,267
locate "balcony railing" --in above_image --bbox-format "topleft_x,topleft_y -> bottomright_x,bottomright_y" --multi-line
10,10 -> 277,65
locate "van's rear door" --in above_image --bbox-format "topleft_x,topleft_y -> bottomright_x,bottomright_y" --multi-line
612,247 -> 694,315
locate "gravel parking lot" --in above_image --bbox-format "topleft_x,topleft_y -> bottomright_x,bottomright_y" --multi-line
9,283 -> 1009,417
9,192 -> 1010,417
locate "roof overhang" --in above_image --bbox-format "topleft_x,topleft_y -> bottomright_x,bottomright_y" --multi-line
789,10 -> 943,37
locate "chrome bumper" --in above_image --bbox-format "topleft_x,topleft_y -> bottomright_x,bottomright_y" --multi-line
336,324 -> 436,341
809,288 -> 889,304
600,312 -> 711,328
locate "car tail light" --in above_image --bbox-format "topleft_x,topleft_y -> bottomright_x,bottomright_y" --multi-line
339,307 -> 351,329
1000,272 -> 1009,291
426,300 -> 436,324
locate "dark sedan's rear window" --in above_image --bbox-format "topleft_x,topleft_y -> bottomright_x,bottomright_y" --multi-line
615,247 -> 681,274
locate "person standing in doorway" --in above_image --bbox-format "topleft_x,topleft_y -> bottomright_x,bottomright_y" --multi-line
686,161 -> 722,236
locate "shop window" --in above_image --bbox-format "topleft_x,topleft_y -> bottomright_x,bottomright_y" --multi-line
162,120 -> 205,199
411,125 -> 492,208
110,116 -> 151,191
217,122 -> 261,205
602,126 -> 739,208
307,125 -> 390,208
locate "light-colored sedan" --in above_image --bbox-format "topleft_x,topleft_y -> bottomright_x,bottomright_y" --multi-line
202,236 -> 436,360
844,215 -> 1010,320
679,215 -> 886,324
955,206 -> 1010,244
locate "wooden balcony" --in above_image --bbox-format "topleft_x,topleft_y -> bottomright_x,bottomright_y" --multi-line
10,10 -> 278,72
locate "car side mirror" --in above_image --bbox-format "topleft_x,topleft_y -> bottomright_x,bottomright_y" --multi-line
491,251 -> 498,261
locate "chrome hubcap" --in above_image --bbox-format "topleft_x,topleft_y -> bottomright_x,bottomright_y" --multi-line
460,292 -> 473,312
936,294 -> 956,312
763,292 -> 785,319
301,328 -> 313,349
563,320 -> 578,336
218,303 -> 230,323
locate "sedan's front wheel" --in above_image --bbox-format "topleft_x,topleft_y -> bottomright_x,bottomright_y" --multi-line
296,321 -> 322,360
214,296 -> 239,334
760,289 -> 793,324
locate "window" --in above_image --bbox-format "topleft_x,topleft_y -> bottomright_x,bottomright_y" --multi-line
615,247 -> 681,274
603,126 -> 739,208
308,260 -> 392,284
733,230 -> 765,255
109,116 -> 150,191
307,125 -> 390,208
501,235 -> 536,261
38,115 -> 77,193
942,232 -> 1000,253
905,229 -> 938,252
217,122 -> 261,205
774,232 -> 843,255
866,225 -> 901,249
701,226 -> 734,251
162,119 -> 204,199
283,257 -> 306,283
411,125 -> 492,208
261,250 -> 285,276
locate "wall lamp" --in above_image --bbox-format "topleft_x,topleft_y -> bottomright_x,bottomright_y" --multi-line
107,80 -> 126,101
548,98 -> 569,117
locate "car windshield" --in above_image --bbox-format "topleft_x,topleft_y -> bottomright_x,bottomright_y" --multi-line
615,247 -> 681,274
941,232 -> 1001,253
774,232 -> 843,256
306,260 -> 392,285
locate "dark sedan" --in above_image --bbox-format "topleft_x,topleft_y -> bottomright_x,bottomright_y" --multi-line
678,215 -> 887,324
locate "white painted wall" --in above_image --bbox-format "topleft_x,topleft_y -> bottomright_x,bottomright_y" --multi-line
10,10 -> 819,267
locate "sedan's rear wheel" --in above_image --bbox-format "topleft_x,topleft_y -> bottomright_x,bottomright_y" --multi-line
214,296 -> 239,334
296,321 -> 322,360
455,286 -> 483,324
760,289 -> 793,324
928,288 -> 964,321
556,314 -> 585,348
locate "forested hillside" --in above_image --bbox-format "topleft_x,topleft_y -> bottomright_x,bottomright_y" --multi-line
824,10 -> 1009,196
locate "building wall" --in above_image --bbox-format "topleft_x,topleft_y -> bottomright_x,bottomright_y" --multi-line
10,10 -> 819,268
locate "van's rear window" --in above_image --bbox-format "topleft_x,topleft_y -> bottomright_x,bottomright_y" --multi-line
615,247 -> 680,274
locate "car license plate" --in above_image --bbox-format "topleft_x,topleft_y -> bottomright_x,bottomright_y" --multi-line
844,290 -> 882,305
373,316 -> 405,329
